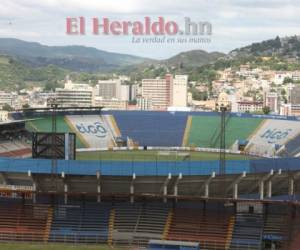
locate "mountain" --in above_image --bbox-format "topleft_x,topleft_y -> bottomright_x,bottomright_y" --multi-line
163,50 -> 225,68
229,35 -> 300,58
120,49 -> 225,80
0,55 -> 68,91
0,38 -> 150,72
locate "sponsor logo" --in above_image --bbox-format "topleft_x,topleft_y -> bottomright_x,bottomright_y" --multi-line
260,128 -> 292,144
75,122 -> 107,138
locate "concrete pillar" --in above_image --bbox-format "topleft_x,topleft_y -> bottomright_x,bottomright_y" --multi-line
233,183 -> 238,199
64,184 -> 68,204
267,180 -> 272,198
259,181 -> 264,200
289,178 -> 294,196
205,183 -> 209,198
32,182 -> 36,204
97,185 -> 101,203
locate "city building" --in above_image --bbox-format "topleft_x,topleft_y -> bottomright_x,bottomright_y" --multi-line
291,85 -> 300,105
141,74 -> 188,110
55,80 -> 93,107
96,79 -> 122,100
0,110 -> 8,122
215,92 -> 231,111
137,97 -> 152,110
142,75 -> 171,110
237,101 -> 263,113
172,75 -> 188,107
264,92 -> 280,113
0,91 -> 17,109
94,97 -> 128,110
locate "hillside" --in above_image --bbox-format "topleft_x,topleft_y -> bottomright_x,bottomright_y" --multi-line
163,50 -> 225,68
0,55 -> 68,91
229,35 -> 300,58
0,38 -> 149,72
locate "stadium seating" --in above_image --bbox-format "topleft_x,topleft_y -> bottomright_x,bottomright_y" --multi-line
0,140 -> 31,158
0,199 -> 298,248
49,203 -> 110,243
112,202 -> 169,246
26,116 -> 85,148
22,111 -> 300,156
230,213 -> 263,250
0,203 -> 49,242
263,204 -> 288,243
112,111 -> 187,146
187,116 -> 262,148
281,134 -> 300,157
167,207 -> 231,249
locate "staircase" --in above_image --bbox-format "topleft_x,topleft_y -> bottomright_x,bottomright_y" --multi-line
162,209 -> 173,240
107,208 -> 115,246
43,207 -> 53,242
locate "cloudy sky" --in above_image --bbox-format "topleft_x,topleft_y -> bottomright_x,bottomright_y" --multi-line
0,0 -> 299,59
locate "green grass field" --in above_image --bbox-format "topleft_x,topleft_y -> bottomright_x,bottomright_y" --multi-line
77,150 -> 253,161
0,243 -> 122,250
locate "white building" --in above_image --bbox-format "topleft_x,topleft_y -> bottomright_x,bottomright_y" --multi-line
137,97 -> 152,110
237,101 -> 263,113
141,74 -> 188,110
264,92 -> 280,114
95,78 -> 133,103
94,97 -> 127,110
274,72 -> 290,85
172,75 -> 188,107
0,91 -> 17,109
96,79 -> 122,100
0,110 -> 8,122
142,75 -> 172,110
55,80 -> 93,107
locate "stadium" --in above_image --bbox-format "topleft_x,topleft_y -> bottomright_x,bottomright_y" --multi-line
0,109 -> 300,250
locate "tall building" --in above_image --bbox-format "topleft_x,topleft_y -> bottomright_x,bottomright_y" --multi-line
291,85 -> 300,105
172,75 -> 188,107
0,91 -> 17,109
141,74 -> 188,110
264,92 -> 280,113
95,78 -> 133,103
142,75 -> 171,110
55,80 -> 93,107
96,79 -> 121,100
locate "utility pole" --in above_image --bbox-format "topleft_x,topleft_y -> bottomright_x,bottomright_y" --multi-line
219,105 -> 227,175
50,100 -> 58,190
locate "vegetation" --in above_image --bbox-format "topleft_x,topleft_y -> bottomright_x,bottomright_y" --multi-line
0,56 -> 67,91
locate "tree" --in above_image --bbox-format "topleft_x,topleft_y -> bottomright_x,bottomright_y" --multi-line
2,103 -> 13,111
22,104 -> 30,109
262,106 -> 271,114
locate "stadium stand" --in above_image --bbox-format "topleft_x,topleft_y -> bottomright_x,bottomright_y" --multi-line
26,116 -> 85,148
112,202 -> 169,246
21,111 -> 300,157
65,115 -> 119,148
112,111 -> 187,147
262,204 -> 288,246
167,203 -> 232,249
0,202 -> 49,242
279,134 -> 300,157
230,213 -> 263,250
0,140 -> 31,158
245,119 -> 300,157
50,203 -> 110,244
0,198 -> 297,248
187,116 -> 263,148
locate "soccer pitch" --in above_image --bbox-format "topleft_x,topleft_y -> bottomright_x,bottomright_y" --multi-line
76,150 -> 253,161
